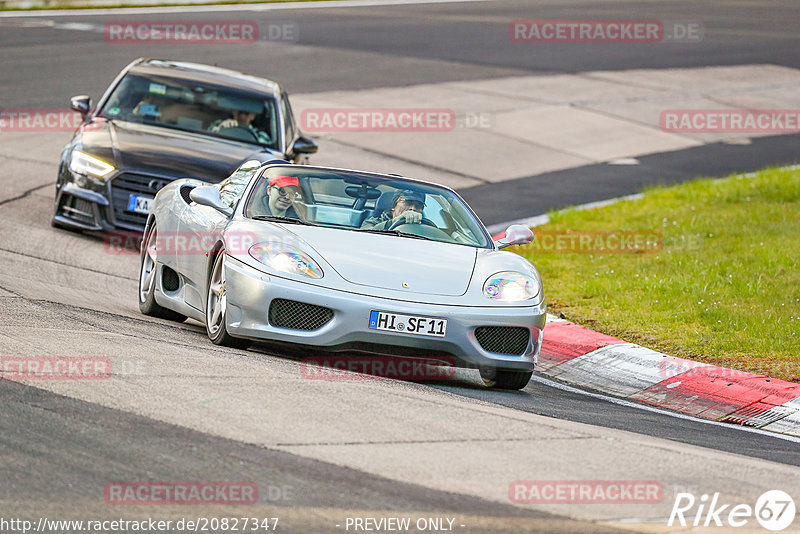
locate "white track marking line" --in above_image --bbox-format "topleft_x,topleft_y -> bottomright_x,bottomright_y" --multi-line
0,0 -> 487,18
486,194 -> 643,234
488,165 -> 800,234
530,374 -> 800,444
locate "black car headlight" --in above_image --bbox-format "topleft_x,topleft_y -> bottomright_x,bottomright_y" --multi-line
69,150 -> 115,181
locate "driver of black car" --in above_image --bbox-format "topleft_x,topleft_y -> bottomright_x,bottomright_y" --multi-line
210,108 -> 256,130
208,105 -> 271,144
361,190 -> 427,230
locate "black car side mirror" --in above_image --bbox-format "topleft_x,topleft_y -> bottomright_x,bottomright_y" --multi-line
70,95 -> 92,118
291,136 -> 318,155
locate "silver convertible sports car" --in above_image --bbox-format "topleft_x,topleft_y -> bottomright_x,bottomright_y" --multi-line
138,161 -> 546,389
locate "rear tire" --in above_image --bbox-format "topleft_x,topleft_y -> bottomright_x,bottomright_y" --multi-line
480,367 -> 533,390
138,222 -> 187,322
205,250 -> 251,349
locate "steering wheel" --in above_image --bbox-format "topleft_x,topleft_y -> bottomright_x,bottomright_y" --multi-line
390,223 -> 456,242
388,215 -> 437,231
216,125 -> 260,143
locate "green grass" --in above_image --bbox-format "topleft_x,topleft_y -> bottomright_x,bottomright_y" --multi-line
511,166 -> 800,382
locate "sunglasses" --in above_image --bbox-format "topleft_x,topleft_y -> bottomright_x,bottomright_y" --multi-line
272,186 -> 302,199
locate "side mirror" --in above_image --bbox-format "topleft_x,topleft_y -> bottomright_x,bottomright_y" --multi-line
494,224 -> 534,249
189,186 -> 232,216
70,95 -> 92,117
291,136 -> 318,155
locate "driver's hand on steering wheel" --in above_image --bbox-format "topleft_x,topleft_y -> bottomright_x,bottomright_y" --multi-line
217,118 -> 239,129
395,210 -> 422,225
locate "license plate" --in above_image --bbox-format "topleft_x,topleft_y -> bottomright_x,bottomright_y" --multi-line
368,311 -> 447,337
127,194 -> 154,214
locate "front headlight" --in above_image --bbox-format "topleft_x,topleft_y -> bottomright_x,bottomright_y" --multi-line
69,150 -> 115,179
483,272 -> 539,301
249,242 -> 323,279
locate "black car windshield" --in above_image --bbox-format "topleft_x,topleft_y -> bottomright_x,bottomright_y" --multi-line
243,166 -> 493,249
98,73 -> 279,149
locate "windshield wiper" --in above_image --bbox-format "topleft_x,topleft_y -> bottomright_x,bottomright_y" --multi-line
251,215 -> 315,226
357,228 -> 435,241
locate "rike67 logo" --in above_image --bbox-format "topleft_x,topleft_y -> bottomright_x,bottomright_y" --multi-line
669,490 -> 796,531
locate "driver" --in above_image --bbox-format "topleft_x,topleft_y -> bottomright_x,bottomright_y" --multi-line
361,190 -> 426,230
209,108 -> 271,144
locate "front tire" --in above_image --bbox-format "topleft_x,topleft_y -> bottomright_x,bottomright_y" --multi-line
139,222 -> 187,322
480,367 -> 533,390
205,250 -> 251,349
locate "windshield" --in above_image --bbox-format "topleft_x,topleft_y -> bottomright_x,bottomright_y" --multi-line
98,73 -> 279,149
244,167 -> 492,248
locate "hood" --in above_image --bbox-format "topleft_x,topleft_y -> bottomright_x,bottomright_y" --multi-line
78,118 -> 280,182
287,226 -> 478,297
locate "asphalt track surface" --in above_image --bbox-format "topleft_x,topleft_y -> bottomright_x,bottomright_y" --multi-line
1,378 -> 584,533
2,0 -> 800,104
2,1 -> 800,531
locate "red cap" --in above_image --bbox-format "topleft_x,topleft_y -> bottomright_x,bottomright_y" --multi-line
269,176 -> 299,188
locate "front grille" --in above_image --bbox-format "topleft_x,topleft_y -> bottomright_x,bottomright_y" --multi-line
60,195 -> 96,225
110,173 -> 170,229
269,299 -> 333,331
475,326 -> 530,355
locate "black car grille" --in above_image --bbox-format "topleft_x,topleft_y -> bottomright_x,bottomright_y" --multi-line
60,195 -> 96,225
268,299 -> 334,331
475,326 -> 530,355
110,173 -> 170,229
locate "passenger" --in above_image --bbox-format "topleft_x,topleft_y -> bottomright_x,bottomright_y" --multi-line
362,190 -> 426,230
259,175 -> 303,218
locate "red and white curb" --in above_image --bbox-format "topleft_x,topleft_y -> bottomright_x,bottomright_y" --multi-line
491,171 -> 800,437
537,314 -> 800,437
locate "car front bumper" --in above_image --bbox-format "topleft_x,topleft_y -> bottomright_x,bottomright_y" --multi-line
53,168 -> 174,233
224,257 -> 546,370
